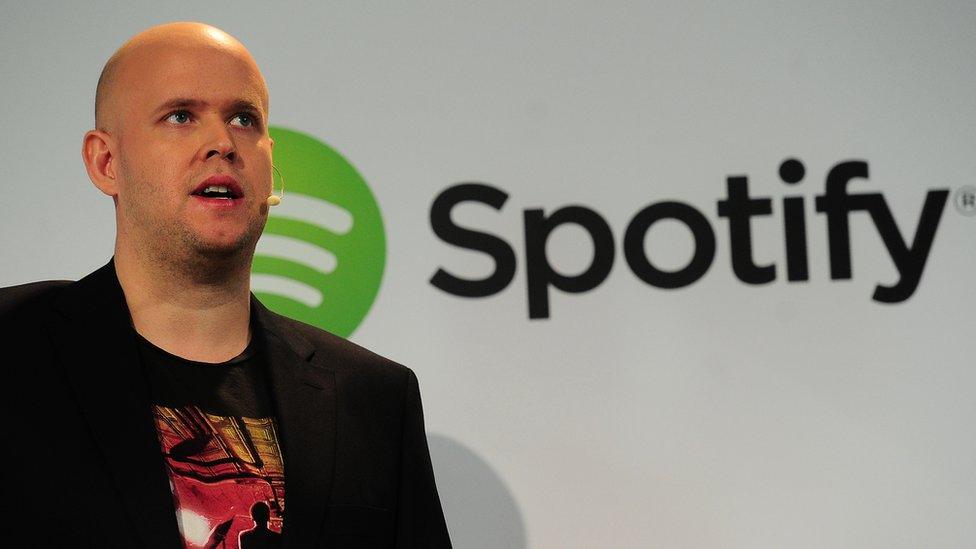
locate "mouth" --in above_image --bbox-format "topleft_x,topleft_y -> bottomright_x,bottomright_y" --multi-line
191,174 -> 244,200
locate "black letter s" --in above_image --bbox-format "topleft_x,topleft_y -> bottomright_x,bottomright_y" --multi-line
429,183 -> 517,297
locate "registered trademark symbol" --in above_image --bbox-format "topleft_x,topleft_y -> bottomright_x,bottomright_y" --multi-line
954,185 -> 976,216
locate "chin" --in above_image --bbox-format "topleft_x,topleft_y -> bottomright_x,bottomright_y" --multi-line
188,233 -> 258,260
181,221 -> 264,259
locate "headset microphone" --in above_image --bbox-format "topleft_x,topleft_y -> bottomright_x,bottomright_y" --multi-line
268,164 -> 285,206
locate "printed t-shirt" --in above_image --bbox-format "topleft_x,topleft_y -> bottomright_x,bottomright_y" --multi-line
138,332 -> 286,549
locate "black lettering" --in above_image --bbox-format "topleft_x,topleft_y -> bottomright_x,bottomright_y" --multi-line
783,197 -> 808,281
523,206 -> 615,319
623,201 -> 715,288
814,160 -> 875,280
780,159 -> 809,282
814,160 -> 949,302
867,189 -> 949,303
429,183 -> 516,297
717,176 -> 775,284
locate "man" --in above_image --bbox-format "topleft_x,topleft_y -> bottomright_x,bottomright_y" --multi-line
0,22 -> 451,548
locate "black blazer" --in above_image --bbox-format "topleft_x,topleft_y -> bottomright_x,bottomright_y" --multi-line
0,259 -> 452,548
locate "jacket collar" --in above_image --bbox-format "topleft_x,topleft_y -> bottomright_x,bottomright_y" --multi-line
48,258 -> 336,548
250,289 -> 337,547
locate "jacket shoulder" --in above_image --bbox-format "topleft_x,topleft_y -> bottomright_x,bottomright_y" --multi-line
0,280 -> 72,322
264,309 -> 413,381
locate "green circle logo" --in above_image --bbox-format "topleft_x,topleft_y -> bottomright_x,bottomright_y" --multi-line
251,127 -> 385,337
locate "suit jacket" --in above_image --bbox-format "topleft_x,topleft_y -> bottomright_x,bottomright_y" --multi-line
0,259 -> 452,548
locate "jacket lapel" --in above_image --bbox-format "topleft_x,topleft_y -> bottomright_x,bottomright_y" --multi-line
251,296 -> 337,548
48,259 -> 182,548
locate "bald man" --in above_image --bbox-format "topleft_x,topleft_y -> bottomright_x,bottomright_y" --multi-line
0,22 -> 451,548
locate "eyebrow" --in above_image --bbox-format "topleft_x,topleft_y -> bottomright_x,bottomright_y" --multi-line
155,97 -> 264,118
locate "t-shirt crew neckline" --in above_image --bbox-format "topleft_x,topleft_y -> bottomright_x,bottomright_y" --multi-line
133,330 -> 258,367
135,326 -> 274,419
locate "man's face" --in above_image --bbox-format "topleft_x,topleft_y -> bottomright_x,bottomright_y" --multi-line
111,41 -> 273,262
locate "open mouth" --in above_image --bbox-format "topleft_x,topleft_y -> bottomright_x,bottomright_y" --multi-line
193,185 -> 241,199
192,175 -> 243,200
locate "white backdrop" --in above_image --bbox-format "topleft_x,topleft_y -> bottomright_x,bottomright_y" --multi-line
2,2 -> 975,547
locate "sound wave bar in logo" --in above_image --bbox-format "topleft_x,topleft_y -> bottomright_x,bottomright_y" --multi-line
252,193 -> 353,308
252,126 -> 386,338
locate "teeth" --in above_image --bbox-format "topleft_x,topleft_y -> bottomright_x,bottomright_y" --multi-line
204,185 -> 230,193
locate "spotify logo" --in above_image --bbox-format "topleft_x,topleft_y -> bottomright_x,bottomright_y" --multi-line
430,159 -> 951,319
251,127 -> 385,337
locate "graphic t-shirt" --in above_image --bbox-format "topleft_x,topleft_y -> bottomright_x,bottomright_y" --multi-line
138,332 -> 286,549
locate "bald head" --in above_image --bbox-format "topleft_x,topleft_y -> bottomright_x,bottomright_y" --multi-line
94,22 -> 268,132
82,20 -> 275,290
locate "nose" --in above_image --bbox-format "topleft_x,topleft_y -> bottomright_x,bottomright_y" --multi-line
203,123 -> 237,163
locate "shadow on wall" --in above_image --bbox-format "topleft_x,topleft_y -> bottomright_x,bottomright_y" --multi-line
428,434 -> 527,549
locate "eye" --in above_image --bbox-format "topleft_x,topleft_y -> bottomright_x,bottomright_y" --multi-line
166,110 -> 192,125
231,112 -> 255,128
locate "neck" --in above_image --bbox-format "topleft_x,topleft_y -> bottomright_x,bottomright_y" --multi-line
114,241 -> 254,363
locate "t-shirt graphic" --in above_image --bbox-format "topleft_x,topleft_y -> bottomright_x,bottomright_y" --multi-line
138,331 -> 285,549
153,405 -> 285,548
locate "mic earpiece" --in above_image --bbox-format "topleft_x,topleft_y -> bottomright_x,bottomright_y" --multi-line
268,164 -> 285,207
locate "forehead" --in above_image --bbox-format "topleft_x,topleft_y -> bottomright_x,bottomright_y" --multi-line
118,42 -> 268,116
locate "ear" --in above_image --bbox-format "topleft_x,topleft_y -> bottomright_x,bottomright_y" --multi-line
82,129 -> 118,197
